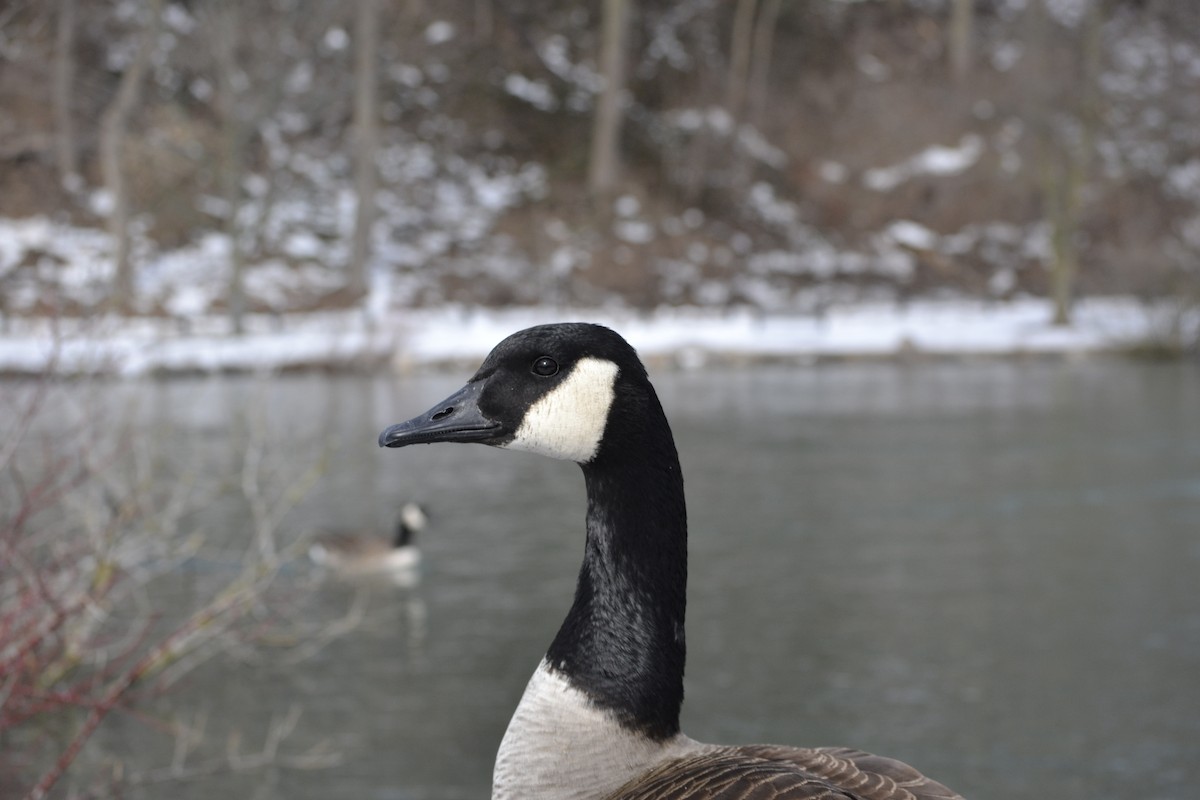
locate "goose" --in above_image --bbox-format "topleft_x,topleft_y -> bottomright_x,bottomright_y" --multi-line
308,502 -> 427,575
378,323 -> 963,800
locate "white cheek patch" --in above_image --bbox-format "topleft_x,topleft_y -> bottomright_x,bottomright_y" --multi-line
400,502 -> 426,531
505,357 -> 618,463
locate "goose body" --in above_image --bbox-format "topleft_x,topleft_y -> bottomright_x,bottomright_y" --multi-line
378,323 -> 963,800
308,502 -> 426,575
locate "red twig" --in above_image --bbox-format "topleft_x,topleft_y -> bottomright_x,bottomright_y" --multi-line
19,576 -> 259,799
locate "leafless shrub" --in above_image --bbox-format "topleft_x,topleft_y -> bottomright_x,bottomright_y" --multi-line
0,373 -> 355,798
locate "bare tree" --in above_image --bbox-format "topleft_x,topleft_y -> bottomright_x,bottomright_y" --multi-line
725,0 -> 758,124
99,0 -> 162,315
682,0 -> 778,198
1027,0 -> 1105,326
588,0 -> 632,202
745,0 -> 782,130
473,0 -> 493,42
949,0 -> 975,84
53,0 -> 79,189
183,0 -> 346,330
349,0 -> 381,302
680,0 -> 757,203
211,1 -> 249,333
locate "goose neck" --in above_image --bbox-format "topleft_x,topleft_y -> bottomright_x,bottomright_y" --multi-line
544,436 -> 688,741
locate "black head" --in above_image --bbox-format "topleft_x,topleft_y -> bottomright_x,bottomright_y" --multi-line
378,323 -> 652,464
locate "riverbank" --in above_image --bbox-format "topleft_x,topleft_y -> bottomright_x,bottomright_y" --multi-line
1,296 -> 1190,378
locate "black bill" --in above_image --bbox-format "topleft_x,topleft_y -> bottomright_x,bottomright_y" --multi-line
378,380 -> 502,448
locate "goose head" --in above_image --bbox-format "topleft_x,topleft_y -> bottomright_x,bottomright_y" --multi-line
379,323 -> 648,464
399,501 -> 428,532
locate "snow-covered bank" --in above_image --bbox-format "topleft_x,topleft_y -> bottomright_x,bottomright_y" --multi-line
0,310 -> 395,377
0,297 -> 1190,378
396,297 -> 1164,366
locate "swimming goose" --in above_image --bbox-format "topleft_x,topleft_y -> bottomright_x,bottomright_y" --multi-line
378,323 -> 963,800
308,502 -> 427,575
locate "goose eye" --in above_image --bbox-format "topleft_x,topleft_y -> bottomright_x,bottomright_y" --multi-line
531,356 -> 559,377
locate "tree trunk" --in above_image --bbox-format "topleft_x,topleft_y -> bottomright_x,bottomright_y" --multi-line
99,0 -> 161,315
680,0 -> 756,203
587,0 -> 631,203
746,0 -> 782,129
1044,151 -> 1079,326
725,0 -> 757,123
474,0 -> 492,41
948,0 -> 974,84
728,0 -> 780,190
214,1 -> 247,334
349,0 -> 380,302
1048,0 -> 1104,326
53,0 -> 79,189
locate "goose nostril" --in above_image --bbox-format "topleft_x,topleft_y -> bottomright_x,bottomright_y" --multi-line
431,406 -> 454,421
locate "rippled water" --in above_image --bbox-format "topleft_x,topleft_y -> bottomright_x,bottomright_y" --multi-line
68,359 -> 1200,799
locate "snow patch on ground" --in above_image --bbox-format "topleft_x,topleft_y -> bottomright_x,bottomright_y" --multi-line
864,135 -> 984,191
0,297 -> 1180,377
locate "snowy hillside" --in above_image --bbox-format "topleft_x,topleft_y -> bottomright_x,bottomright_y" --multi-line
2,1 -> 1199,373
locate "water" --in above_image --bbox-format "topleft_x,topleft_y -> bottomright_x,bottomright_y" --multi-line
18,359 -> 1200,799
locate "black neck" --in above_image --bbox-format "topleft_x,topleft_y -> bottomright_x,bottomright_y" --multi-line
393,521 -> 413,548
544,392 -> 687,742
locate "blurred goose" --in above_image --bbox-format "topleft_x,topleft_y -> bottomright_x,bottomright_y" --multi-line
308,502 -> 427,575
378,323 -> 963,800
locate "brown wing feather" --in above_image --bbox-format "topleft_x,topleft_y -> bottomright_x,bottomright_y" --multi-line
738,746 -> 963,800
314,534 -> 391,557
606,745 -> 964,800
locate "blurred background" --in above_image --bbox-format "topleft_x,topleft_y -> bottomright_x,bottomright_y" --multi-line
0,0 -> 1197,344
2,1 -> 1199,799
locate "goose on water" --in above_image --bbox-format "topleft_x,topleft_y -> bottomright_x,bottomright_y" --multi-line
308,501 -> 427,575
378,323 -> 964,800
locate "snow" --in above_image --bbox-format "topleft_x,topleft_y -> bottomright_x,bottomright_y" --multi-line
614,220 -> 655,244
670,109 -> 786,168
424,21 -> 456,45
989,267 -> 1018,296
886,220 -> 939,250
393,299 -> 1180,365
503,74 -> 558,112
864,135 -> 984,192
0,111 -> 1189,380
818,161 -> 849,184
0,311 -> 393,377
323,28 -> 349,52
615,195 -> 641,217
0,297 -> 1182,378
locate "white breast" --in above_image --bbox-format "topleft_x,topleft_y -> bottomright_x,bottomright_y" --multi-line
492,661 -> 702,800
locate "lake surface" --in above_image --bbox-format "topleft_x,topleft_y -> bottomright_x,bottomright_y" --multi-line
35,358 -> 1200,799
